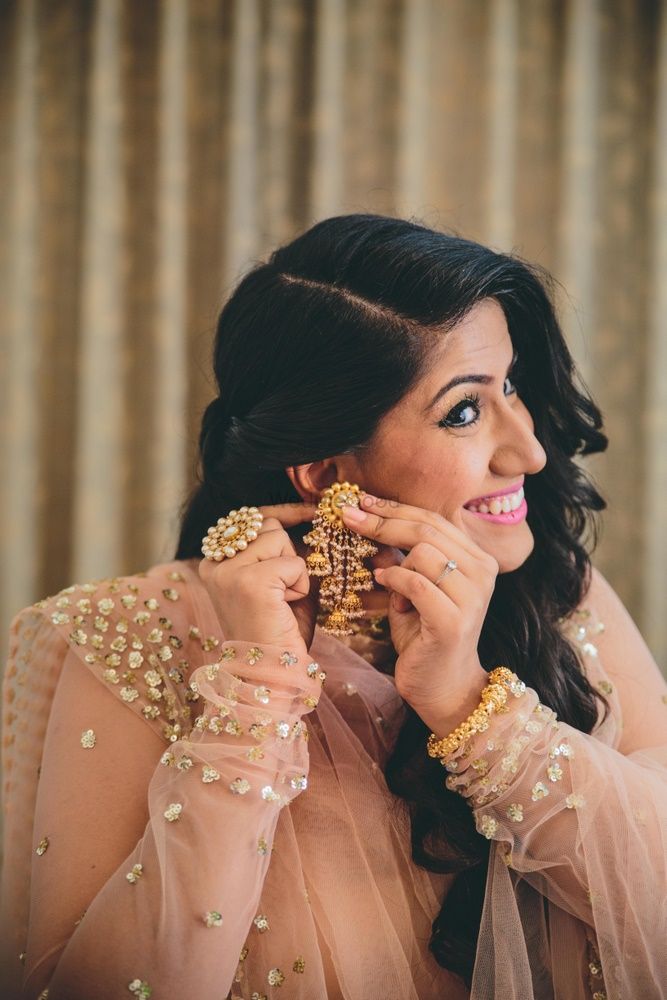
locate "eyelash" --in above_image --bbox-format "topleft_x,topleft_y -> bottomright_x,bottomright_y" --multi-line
438,373 -> 519,430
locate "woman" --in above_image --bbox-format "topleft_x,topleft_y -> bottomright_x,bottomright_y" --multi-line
2,214 -> 666,1000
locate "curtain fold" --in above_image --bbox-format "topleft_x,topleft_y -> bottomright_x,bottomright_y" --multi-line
1,0 -> 665,672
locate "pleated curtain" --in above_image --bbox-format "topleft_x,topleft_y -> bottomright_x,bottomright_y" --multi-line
1,0 -> 666,673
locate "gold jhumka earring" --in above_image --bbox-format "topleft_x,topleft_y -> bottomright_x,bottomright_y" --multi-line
304,482 -> 379,636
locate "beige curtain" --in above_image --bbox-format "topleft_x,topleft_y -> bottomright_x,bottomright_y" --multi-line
1,0 -> 666,671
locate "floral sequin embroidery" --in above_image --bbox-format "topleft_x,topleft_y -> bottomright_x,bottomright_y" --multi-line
254,686 -> 271,705
261,786 -> 281,803
204,911 -> 223,927
128,980 -> 152,998
506,802 -> 524,821
531,781 -> 550,800
479,815 -> 498,838
80,729 -> 96,748
163,802 -> 182,822
126,863 -> 143,883
35,573 -> 202,747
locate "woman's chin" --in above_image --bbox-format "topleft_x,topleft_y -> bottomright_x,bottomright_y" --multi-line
468,523 -> 535,574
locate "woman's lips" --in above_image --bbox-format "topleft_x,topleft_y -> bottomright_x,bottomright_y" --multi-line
465,478 -> 525,505
464,497 -> 528,525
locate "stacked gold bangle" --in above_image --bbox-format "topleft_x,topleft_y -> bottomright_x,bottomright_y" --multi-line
426,666 -> 519,760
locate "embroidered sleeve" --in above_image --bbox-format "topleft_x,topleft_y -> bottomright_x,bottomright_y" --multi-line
439,610 -> 667,999
11,592 -> 322,999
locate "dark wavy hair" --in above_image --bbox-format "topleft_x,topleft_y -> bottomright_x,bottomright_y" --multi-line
174,213 -> 611,988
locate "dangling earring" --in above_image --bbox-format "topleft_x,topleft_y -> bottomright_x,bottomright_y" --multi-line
304,482 -> 378,636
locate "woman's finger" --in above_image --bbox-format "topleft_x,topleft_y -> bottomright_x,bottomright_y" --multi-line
375,564 -> 460,632
397,541 -> 479,608
342,506 -> 478,579
357,494 -> 484,561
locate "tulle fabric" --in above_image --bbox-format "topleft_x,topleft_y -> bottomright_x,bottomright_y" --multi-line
1,558 -> 666,999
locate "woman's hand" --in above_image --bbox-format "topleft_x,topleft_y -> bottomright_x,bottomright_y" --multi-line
341,494 -> 495,734
199,501 -> 320,655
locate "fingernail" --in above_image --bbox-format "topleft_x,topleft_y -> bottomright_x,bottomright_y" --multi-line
342,505 -> 367,522
361,494 -> 378,507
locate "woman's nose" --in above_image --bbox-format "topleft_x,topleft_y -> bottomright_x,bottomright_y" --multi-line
492,403 -> 547,474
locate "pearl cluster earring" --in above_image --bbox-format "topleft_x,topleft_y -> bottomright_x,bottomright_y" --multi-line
304,482 -> 378,636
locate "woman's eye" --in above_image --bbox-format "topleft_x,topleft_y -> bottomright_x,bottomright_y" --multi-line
438,374 -> 518,430
439,392 -> 482,429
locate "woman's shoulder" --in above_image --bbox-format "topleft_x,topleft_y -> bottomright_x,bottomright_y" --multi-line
557,565 -> 626,744
557,565 -> 608,666
11,558 -> 215,745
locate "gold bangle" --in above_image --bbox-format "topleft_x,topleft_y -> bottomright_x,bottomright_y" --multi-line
426,667 -> 519,760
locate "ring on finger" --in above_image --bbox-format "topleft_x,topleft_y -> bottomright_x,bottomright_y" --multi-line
433,559 -> 458,586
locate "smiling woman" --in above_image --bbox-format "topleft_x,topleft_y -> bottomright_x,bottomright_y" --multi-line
3,214 -> 667,1000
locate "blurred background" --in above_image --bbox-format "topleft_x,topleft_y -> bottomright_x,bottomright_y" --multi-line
1,0 -> 666,673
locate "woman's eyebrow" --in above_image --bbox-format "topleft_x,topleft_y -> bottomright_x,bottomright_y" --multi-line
423,349 -> 519,414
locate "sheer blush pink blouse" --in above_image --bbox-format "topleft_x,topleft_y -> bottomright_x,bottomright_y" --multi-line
1,558 -> 666,999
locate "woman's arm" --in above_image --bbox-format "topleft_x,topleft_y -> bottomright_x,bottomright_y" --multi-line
441,566 -> 667,998
19,626 -> 321,1000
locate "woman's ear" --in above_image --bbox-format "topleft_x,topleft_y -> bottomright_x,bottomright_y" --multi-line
284,461 -> 342,503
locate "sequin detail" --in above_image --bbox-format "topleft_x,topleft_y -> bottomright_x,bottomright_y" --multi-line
267,968 -> 285,987
80,728 -> 96,748
126,863 -> 143,884
34,574 -> 197,746
230,777 -> 251,795
479,815 -> 498,838
36,837 -> 49,856
261,785 -> 281,802
128,980 -> 152,998
253,913 -> 270,932
202,766 -> 220,783
204,910 -> 223,927
163,802 -> 182,822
